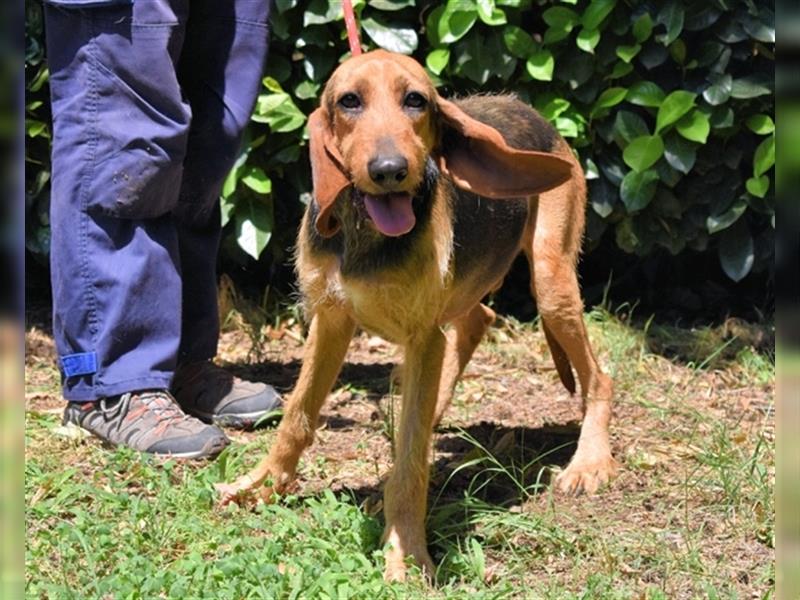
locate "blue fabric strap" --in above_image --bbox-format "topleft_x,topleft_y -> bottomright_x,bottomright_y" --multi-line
61,352 -> 98,377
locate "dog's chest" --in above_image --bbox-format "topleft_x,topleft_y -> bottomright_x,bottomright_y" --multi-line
341,258 -> 447,343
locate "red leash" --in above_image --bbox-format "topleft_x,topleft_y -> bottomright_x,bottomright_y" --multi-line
342,0 -> 362,56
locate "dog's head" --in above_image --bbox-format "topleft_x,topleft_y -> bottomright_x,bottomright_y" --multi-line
309,50 -> 572,238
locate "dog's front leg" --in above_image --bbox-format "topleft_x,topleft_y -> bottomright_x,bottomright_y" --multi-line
383,326 -> 445,582
216,306 -> 355,506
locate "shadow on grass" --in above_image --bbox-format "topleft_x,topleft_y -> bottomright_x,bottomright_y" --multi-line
226,359 -> 394,398
430,421 -> 578,503
643,318 -> 774,367
332,421 -> 579,572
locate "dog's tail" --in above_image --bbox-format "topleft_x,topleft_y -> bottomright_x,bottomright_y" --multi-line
542,321 -> 576,394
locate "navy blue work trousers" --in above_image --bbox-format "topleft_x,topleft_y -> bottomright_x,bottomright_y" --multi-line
45,0 -> 270,400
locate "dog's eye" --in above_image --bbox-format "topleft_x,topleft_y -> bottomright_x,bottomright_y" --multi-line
338,93 -> 362,110
403,92 -> 428,110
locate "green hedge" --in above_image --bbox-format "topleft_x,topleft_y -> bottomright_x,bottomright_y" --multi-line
25,0 -> 775,282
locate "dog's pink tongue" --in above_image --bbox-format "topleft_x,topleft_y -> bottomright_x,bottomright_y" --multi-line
362,193 -> 415,237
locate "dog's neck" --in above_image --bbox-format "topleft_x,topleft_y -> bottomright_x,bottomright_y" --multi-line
309,158 -> 440,278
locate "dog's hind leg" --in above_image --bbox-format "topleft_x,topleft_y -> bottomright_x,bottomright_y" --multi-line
525,245 -> 618,495
215,306 -> 355,506
432,303 -> 496,428
383,326 -> 446,582
523,172 -> 617,495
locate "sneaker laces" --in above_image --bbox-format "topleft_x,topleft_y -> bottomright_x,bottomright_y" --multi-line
138,392 -> 197,436
98,391 -> 194,435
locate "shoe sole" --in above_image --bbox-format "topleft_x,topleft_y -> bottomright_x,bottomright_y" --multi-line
63,422 -> 229,460
189,407 -> 283,430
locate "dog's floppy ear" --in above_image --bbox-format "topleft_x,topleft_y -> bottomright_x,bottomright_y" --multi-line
436,97 -> 573,198
308,107 -> 350,237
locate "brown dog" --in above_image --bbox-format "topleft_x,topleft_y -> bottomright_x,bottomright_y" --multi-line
216,50 -> 617,581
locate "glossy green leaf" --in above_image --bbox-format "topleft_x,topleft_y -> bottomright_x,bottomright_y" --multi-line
591,87 -> 627,115
584,157 -> 600,180
746,114 -> 775,135
368,0 -> 415,11
730,76 -> 772,99
26,119 -> 47,138
655,1 -> 684,46
702,73 -> 732,106
220,197 -> 235,228
753,134 -> 775,177
361,16 -> 418,54
294,80 -> 320,100
590,178 -> 616,217
745,176 -> 770,198
582,0 -> 616,31
655,161 -> 681,188
477,0 -> 507,25
252,92 -> 306,132
620,169 -> 659,212
555,116 -> 579,137
663,134 -> 696,174
240,166 -> 273,195
623,135 -> 664,172
576,27 -> 600,53
706,198 -> 746,233
526,49 -> 554,81
675,110 -> 710,143
543,6 -> 578,27
439,4 -> 478,44
710,106 -> 734,129
262,77 -> 285,94
613,111 -> 649,147
615,217 -> 639,253
626,81 -> 665,107
503,25 -> 536,58
303,0 -> 341,26
425,5 -> 446,46
537,97 -> 571,121
655,90 -> 696,133
616,44 -> 641,63
632,13 -> 653,42
607,61 -> 634,79
456,31 -> 516,84
221,167 -> 239,200
236,198 -> 274,260
669,39 -> 687,64
544,25 -> 572,45
718,220 -> 753,282
543,6 -> 578,30
426,48 -> 450,75
28,67 -> 49,93
741,10 -> 775,43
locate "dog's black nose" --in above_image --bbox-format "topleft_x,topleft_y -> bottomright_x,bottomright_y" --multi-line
368,155 -> 408,184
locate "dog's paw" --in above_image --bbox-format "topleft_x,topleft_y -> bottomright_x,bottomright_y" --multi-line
383,547 -> 435,583
555,454 -> 619,496
214,476 -> 272,509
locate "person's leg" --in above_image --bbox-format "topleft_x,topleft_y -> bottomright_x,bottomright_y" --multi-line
169,0 -> 280,427
174,0 -> 271,362
47,0 -> 189,399
46,0 -> 227,456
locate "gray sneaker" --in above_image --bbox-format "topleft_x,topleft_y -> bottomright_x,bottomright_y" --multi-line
171,361 -> 282,429
63,390 -> 230,459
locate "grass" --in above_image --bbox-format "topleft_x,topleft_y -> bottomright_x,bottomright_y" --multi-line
25,306 -> 774,599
